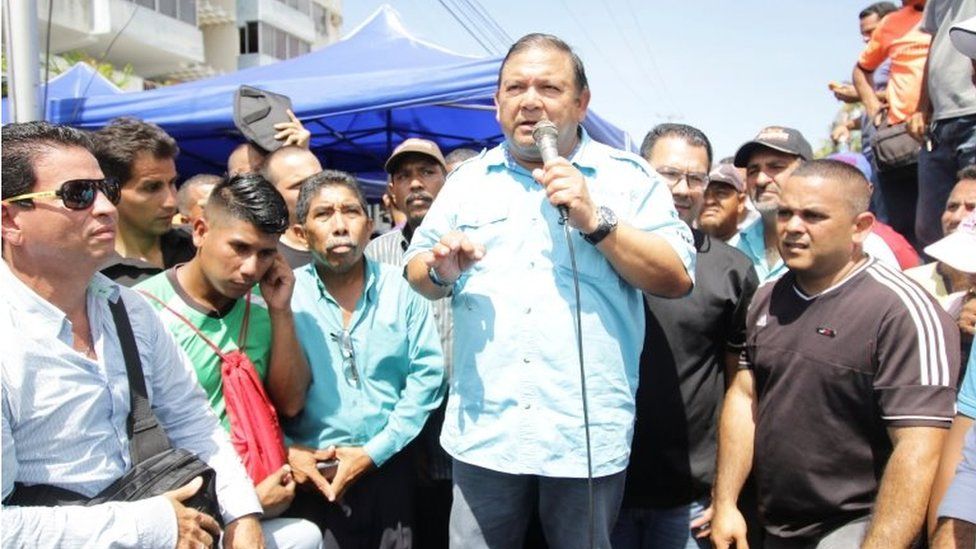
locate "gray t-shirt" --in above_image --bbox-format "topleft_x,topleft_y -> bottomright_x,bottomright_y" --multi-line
923,0 -> 976,120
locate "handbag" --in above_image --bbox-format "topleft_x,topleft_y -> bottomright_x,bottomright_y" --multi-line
4,297 -> 223,529
139,290 -> 288,484
870,107 -> 921,172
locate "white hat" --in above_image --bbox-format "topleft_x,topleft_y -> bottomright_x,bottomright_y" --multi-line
925,212 -> 976,273
950,15 -> 976,59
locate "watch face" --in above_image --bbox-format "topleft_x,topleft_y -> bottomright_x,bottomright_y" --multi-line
600,206 -> 618,226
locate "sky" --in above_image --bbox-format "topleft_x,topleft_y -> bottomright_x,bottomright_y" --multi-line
342,1 -> 869,161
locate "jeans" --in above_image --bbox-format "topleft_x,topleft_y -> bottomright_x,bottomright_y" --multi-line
449,459 -> 626,549
916,113 -> 976,247
264,517 -> 325,549
611,498 -> 710,549
877,162 -> 920,249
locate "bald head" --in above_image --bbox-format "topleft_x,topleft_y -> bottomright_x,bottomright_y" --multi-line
262,146 -> 323,223
227,142 -> 267,177
791,159 -> 872,217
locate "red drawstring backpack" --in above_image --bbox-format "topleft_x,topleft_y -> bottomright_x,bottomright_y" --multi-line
140,290 -> 287,484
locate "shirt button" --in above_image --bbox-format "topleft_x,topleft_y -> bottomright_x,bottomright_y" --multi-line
524,307 -> 531,314
529,261 -> 535,268
522,357 -> 530,364
523,403 -> 531,410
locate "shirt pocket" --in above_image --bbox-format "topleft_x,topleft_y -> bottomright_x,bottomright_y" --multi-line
455,204 -> 511,273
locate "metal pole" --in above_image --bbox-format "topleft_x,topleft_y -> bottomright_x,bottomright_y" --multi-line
6,0 -> 41,122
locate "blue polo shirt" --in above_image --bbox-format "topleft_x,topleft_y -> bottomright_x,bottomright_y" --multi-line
405,131 -> 695,478
285,259 -> 445,466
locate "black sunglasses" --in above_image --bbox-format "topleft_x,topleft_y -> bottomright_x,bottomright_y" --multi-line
2,178 -> 121,210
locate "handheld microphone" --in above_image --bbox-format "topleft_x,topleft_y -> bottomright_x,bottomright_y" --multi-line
532,120 -> 569,224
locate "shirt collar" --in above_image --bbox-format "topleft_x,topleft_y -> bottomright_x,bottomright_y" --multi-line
0,260 -> 120,337
311,257 -> 379,307
487,126 -> 597,177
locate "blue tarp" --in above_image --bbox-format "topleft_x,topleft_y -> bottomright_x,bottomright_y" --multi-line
1,63 -> 122,124
41,5 -> 634,199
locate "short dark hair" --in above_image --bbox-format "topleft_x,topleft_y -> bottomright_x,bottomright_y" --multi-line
957,165 -> 976,182
206,173 -> 289,235
859,2 -> 897,20
791,159 -> 871,215
296,170 -> 368,224
640,123 -> 714,166
92,117 -> 179,186
178,174 -> 222,216
499,33 -> 588,95
2,121 -> 95,200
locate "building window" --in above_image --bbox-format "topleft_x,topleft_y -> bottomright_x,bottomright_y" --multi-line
240,21 -> 311,60
312,4 -> 330,38
123,0 -> 196,26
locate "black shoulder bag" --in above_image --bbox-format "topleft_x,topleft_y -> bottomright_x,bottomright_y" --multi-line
5,298 -> 223,527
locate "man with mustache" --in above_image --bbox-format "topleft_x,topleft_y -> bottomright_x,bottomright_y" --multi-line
613,124 -> 758,549
734,126 -> 900,283
285,170 -> 445,548
365,138 -> 454,549
1,122 -> 265,547
404,33 -> 695,548
136,174 -> 320,548
711,160 -> 960,549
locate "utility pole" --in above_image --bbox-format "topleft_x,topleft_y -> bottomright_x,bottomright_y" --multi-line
4,0 -> 41,121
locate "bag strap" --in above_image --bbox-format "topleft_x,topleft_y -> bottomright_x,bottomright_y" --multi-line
108,297 -> 172,464
138,290 -> 253,357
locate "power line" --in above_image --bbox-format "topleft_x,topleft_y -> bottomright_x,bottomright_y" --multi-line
621,0 -> 681,117
436,0 -> 500,55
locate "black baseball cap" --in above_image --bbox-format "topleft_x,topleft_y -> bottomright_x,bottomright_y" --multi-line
733,126 -> 813,168
233,85 -> 294,154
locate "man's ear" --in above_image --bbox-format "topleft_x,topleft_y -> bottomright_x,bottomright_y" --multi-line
1,204 -> 25,248
293,223 -> 309,249
192,216 -> 209,248
576,87 -> 592,122
852,211 -> 875,245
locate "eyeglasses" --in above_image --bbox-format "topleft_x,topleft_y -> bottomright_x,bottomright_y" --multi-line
330,330 -> 360,386
2,178 -> 121,210
656,167 -> 709,189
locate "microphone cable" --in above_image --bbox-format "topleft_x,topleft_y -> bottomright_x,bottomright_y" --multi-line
558,214 -> 595,549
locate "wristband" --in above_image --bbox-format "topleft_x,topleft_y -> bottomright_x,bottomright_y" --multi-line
428,266 -> 454,288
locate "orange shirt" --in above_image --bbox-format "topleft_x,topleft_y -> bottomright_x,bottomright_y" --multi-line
858,6 -> 931,124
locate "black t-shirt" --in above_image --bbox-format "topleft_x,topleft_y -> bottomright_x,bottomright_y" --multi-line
100,229 -> 196,287
744,258 -> 960,541
623,229 -> 758,508
278,240 -> 311,270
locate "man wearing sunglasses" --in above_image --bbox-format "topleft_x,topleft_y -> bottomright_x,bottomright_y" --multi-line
93,117 -> 196,287
1,122 -> 265,547
284,170 -> 445,548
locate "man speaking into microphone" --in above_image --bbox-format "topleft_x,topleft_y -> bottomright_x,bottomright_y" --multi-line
405,33 -> 694,548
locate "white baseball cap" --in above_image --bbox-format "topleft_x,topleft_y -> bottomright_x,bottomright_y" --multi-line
925,211 -> 976,273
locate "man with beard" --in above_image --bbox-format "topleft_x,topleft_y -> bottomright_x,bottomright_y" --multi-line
285,170 -> 445,548
136,174 -> 320,549
365,138 -> 454,549
613,124 -> 758,549
734,126 -> 899,283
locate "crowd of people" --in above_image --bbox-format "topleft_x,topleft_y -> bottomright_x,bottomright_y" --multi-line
2,3 -> 976,549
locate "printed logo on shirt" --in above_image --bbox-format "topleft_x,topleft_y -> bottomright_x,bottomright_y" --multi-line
816,326 -> 837,338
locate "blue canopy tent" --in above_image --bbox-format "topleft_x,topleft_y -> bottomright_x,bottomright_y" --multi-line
44,5 -> 634,199
1,62 -> 122,123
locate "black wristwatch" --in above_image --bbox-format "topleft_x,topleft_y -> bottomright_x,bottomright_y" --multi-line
582,206 -> 618,245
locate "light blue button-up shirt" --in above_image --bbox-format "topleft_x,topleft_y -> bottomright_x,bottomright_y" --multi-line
736,216 -> 788,284
405,131 -> 695,478
286,259 -> 445,466
0,262 -> 260,548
